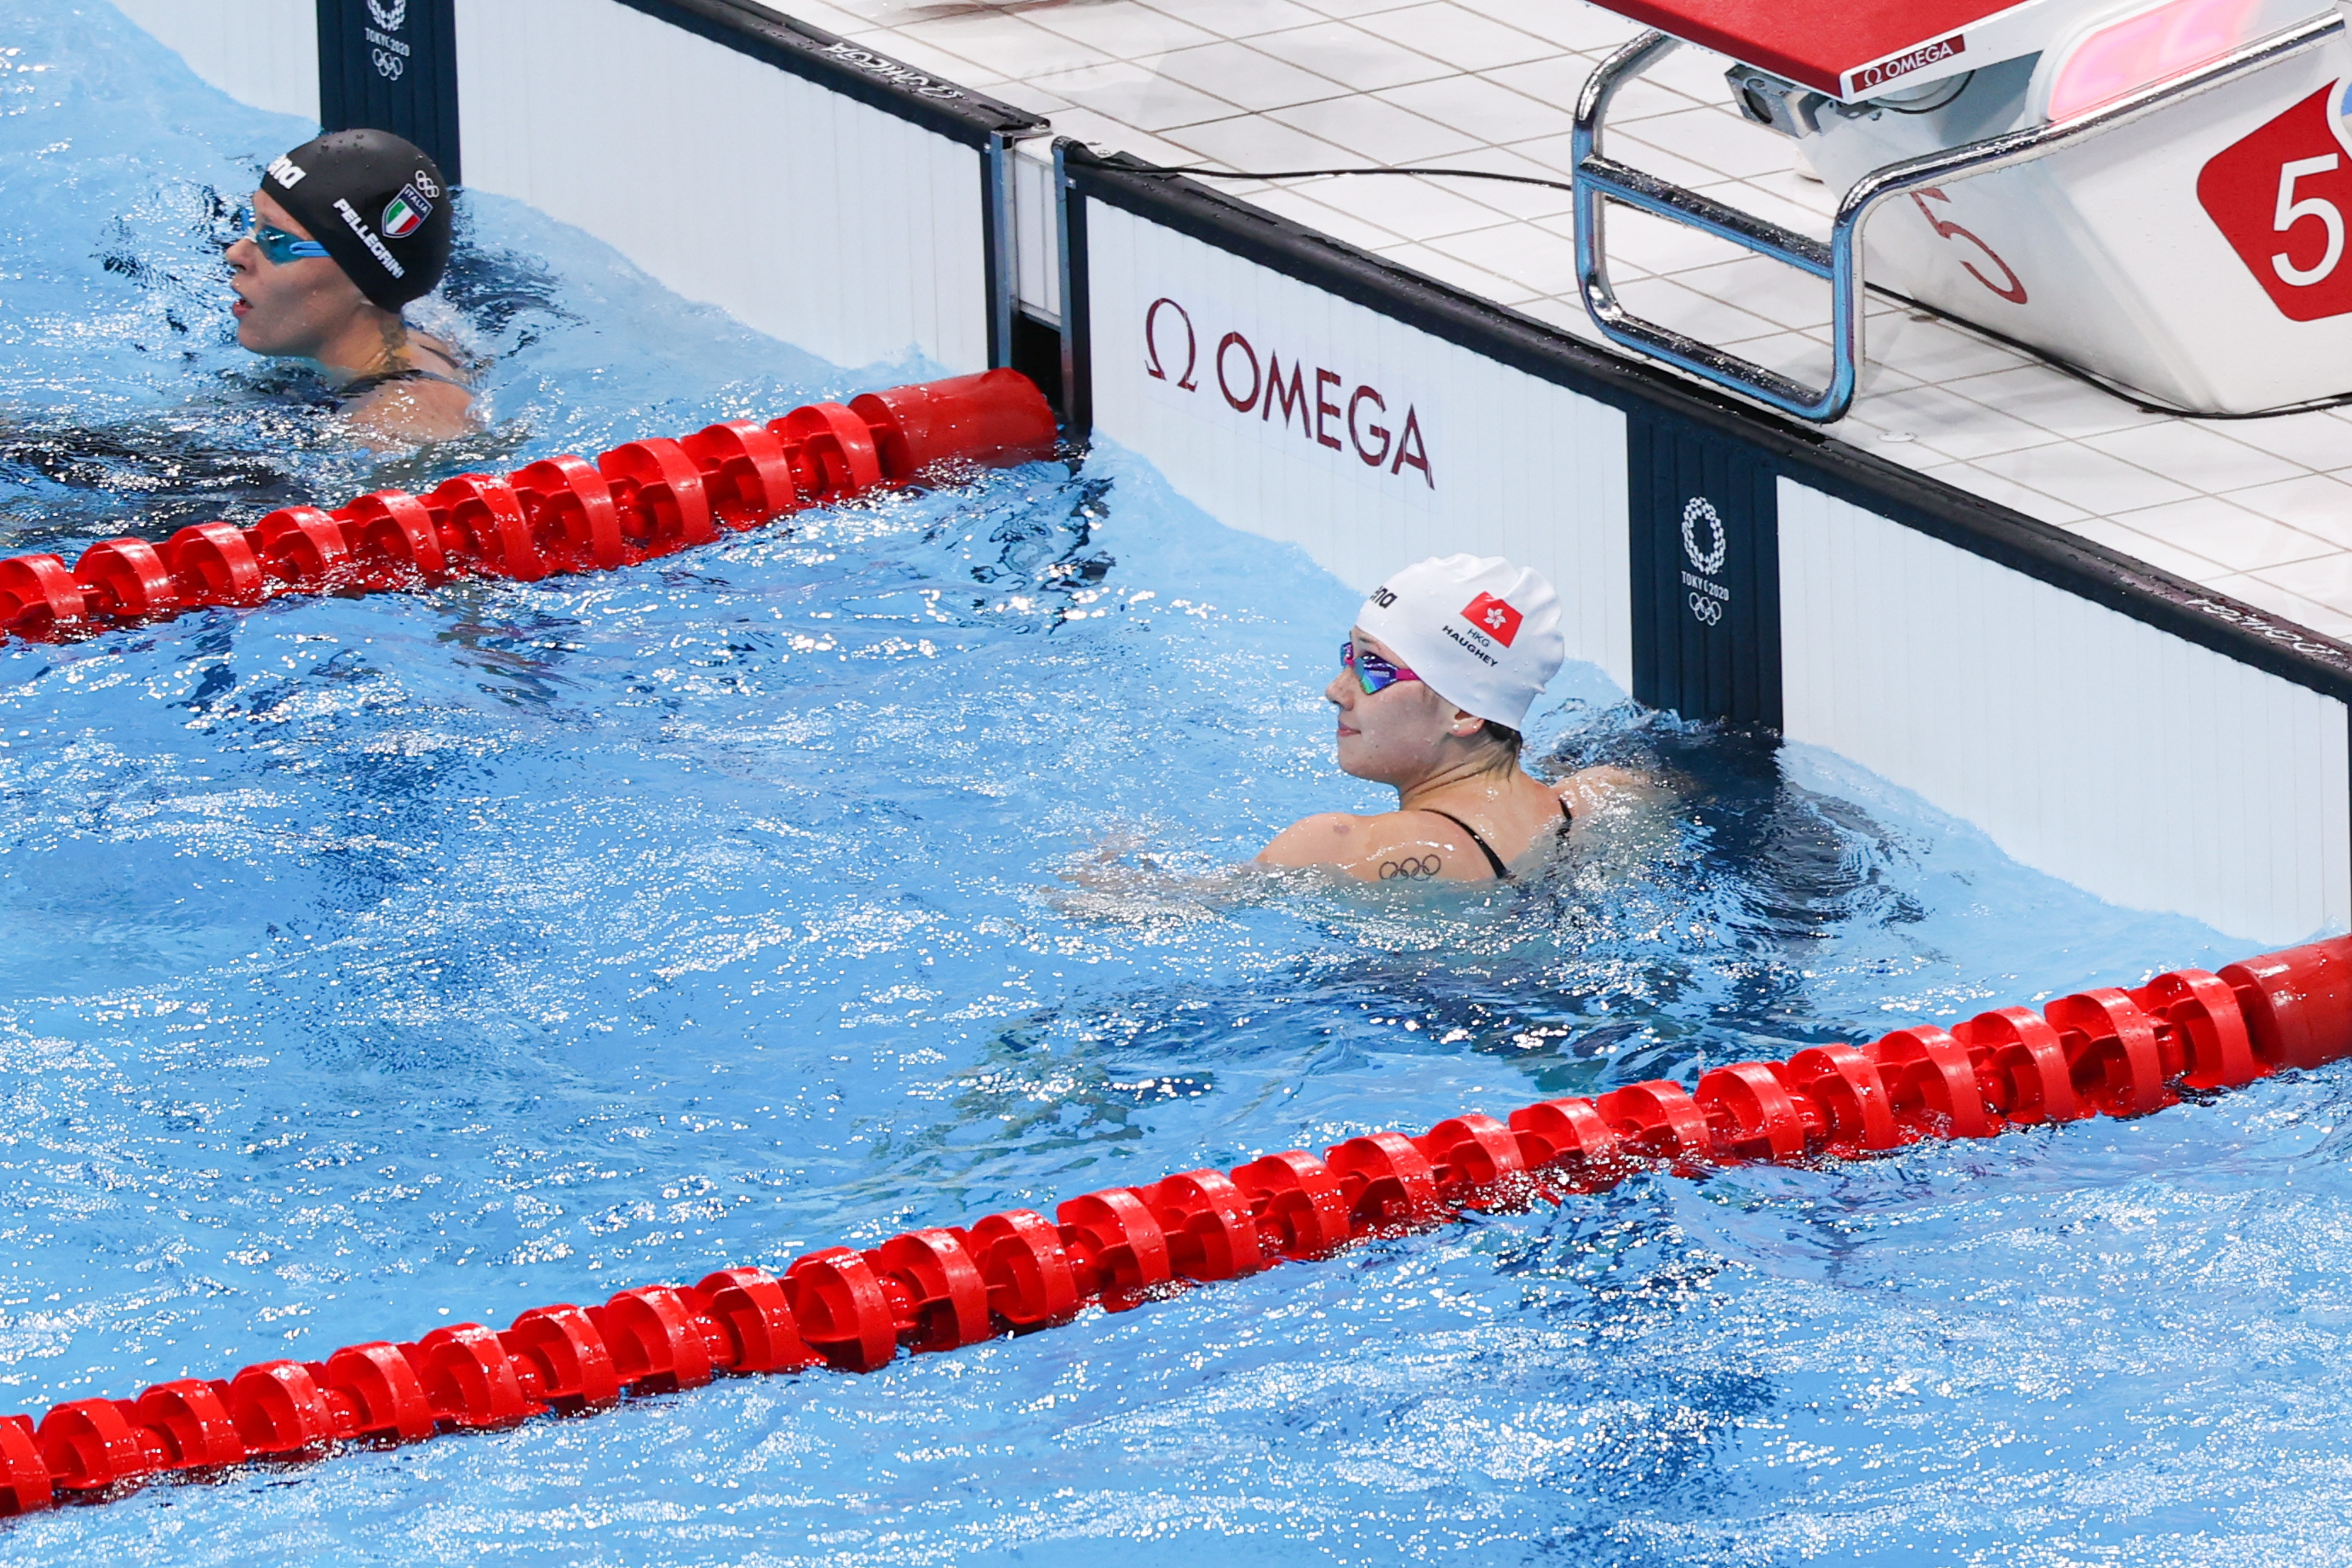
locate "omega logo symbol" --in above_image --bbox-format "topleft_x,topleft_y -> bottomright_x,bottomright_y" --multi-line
1680,496 -> 1729,627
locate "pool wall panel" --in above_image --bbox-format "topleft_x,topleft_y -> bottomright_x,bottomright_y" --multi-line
1068,150 -> 2352,942
319,0 -> 463,182
452,0 -> 991,375
112,0 -> 321,125
1628,407 -> 1780,728
1083,203 -> 1635,696
1781,480 -> 2352,943
105,0 -> 2352,942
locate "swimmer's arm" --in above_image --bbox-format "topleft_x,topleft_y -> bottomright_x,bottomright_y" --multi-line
1254,813 -> 1478,882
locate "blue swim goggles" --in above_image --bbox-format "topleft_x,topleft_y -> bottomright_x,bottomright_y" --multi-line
1341,638 -> 1419,696
242,222 -> 332,266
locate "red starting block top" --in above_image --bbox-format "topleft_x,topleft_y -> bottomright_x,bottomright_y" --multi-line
1590,0 -> 2046,100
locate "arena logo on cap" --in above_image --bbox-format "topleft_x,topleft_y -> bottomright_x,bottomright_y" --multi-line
1459,593 -> 1522,647
381,185 -> 432,240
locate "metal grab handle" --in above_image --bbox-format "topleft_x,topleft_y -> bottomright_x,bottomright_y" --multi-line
1572,12 -> 2348,423
1572,32 -> 1853,420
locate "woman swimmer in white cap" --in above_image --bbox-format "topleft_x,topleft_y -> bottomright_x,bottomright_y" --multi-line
1258,554 -> 1638,882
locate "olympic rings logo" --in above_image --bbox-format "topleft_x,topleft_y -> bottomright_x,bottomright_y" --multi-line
1378,855 -> 1441,880
1688,592 -> 1723,626
1682,496 -> 1727,576
372,48 -> 405,79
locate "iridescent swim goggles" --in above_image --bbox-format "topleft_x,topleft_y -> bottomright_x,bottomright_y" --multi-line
1341,637 -> 1419,696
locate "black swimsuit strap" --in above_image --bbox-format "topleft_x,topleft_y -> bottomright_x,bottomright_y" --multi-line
1424,810 -> 1511,881
338,365 -> 469,402
1424,800 -> 1575,883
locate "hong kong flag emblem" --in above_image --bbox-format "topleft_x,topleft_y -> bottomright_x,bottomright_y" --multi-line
1461,592 -> 1522,646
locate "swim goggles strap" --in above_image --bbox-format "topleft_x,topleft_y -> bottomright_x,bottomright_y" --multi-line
249,225 -> 333,265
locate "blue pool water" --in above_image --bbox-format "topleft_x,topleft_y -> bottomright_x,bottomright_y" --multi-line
5,6 -> 2352,1564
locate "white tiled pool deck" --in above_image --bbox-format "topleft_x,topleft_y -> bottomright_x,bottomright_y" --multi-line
786,0 -> 2352,641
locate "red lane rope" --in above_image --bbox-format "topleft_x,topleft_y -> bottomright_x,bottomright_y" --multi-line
6,934 -> 2348,1509
0,369 -> 1061,642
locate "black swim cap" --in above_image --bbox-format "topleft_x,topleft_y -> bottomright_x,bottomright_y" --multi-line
260,129 -> 451,312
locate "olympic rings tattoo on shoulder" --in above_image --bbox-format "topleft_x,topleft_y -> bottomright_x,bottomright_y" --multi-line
1378,854 -> 1441,880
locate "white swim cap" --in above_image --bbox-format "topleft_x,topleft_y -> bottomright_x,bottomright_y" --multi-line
1354,554 -> 1566,731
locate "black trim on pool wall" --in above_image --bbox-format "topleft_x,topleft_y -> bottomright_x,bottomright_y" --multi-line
613,0 -> 1045,146
983,136 -> 1008,372
1058,139 -> 1094,435
318,0 -> 462,183
1064,147 -> 2352,710
1631,408 -> 1782,730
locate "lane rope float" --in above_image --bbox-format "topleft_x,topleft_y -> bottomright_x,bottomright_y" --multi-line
0,368 -> 1061,641
4,933 -> 2347,1510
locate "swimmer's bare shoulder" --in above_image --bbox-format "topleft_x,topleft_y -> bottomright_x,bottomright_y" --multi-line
346,377 -> 472,445
343,332 -> 475,446
1254,811 -> 1493,883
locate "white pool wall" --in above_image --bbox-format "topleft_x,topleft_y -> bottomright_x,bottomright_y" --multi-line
107,0 -> 2352,947
109,0 -> 320,125
455,0 -> 992,375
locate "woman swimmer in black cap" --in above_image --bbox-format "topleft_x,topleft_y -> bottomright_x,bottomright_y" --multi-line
227,128 -> 473,445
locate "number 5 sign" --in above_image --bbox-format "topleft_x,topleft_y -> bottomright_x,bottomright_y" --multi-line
2198,83 -> 2352,322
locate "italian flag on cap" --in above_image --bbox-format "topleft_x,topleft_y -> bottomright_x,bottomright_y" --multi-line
381,188 -> 428,240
